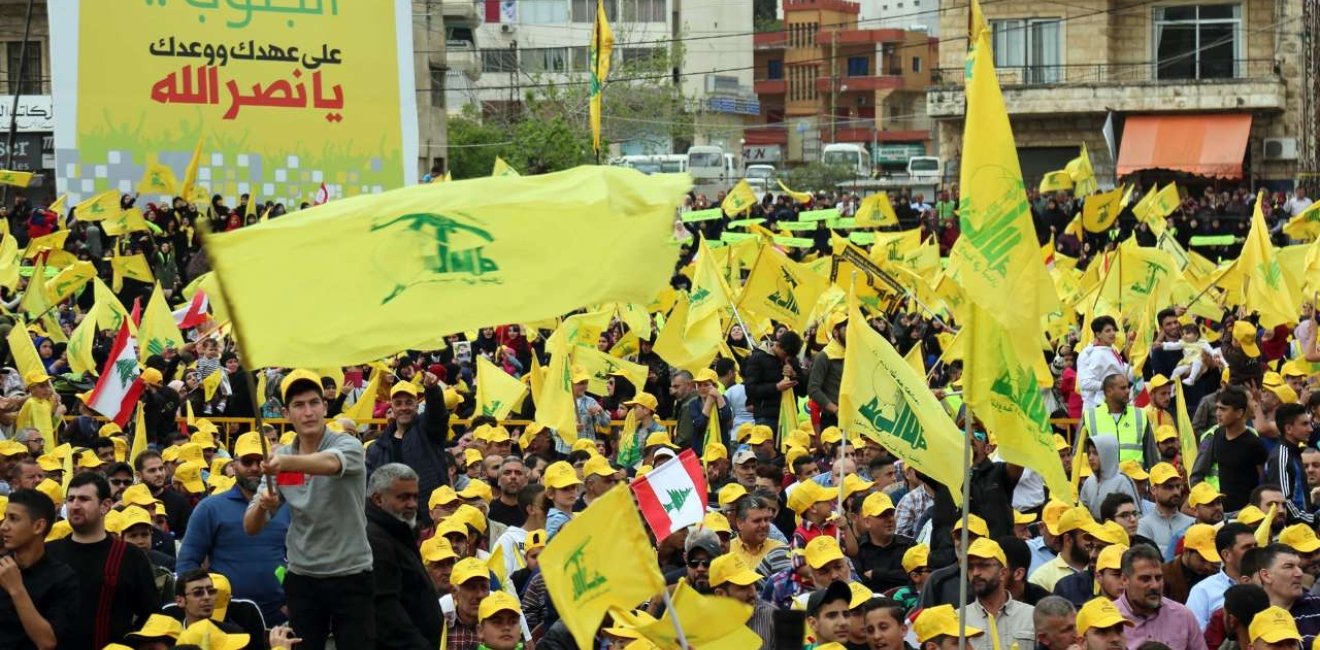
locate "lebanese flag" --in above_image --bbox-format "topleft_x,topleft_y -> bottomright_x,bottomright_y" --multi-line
87,322 -> 145,426
172,291 -> 210,329
313,182 -> 330,205
630,449 -> 708,540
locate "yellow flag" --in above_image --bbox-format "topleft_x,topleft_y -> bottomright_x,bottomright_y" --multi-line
1237,191 -> 1299,328
736,245 -> 829,331
92,277 -> 135,334
48,195 -> 66,219
720,180 -> 757,216
870,228 -> 923,265
1065,143 -> 1097,197
202,367 -> 224,401
491,156 -> 520,177
855,192 -> 898,227
17,397 -> 55,453
342,364 -> 384,422
614,302 -> 653,340
839,294 -> 965,505
1256,504 -> 1277,547
138,283 -> 185,360
688,237 -> 732,327
575,346 -> 647,396
776,180 -> 813,204
537,328 -> 579,444
138,160 -> 179,196
24,230 -> 69,259
18,254 -> 53,319
540,485 -> 665,649
1283,202 -> 1320,241
588,0 -> 614,154
182,272 -> 229,324
529,347 -> 545,407
66,305 -> 101,377
130,403 -> 149,465
110,252 -> 155,292
7,319 -> 44,382
1173,380 -> 1198,473
476,355 -> 528,420
103,207 -> 151,237
634,579 -> 758,649
948,0 -> 1058,347
0,234 -> 19,291
46,260 -> 97,303
964,303 -> 1075,502
653,292 -> 721,373
1038,170 -> 1073,193
179,136 -> 205,203
1063,213 -> 1083,239
1082,187 -> 1124,233
205,166 -> 686,368
0,170 -> 34,187
904,342 -> 925,376
73,190 -> 122,222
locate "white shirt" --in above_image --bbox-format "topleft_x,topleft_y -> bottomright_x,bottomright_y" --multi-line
1284,195 -> 1314,217
1076,343 -> 1130,411
1011,468 -> 1046,510
492,526 -> 528,578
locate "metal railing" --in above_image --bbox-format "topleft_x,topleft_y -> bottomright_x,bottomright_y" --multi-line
932,58 -> 1278,87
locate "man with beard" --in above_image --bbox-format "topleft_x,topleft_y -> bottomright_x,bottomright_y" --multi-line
178,432 -> 291,625
135,449 -> 192,538
487,457 -> 529,528
1155,425 -> 1182,465
365,463 -> 443,649
1030,507 -> 1101,592
1145,375 -> 1176,432
47,473 -> 158,649
1113,544 -> 1206,650
366,375 -> 451,525
1162,523 -> 1221,603
1188,482 -> 1226,526
1076,597 -> 1133,650
1136,463 -> 1193,561
959,538 -> 1036,650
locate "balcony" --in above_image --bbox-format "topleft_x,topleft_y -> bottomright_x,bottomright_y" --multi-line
928,59 -> 1285,118
754,32 -> 788,50
754,78 -> 786,94
744,125 -> 788,145
815,28 -> 906,46
445,44 -> 482,81
784,0 -> 860,14
439,0 -> 480,21
816,74 -> 903,93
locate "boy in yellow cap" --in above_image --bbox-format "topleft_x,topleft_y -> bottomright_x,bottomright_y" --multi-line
476,591 -> 524,650
616,392 -> 666,469
890,543 -> 929,610
914,603 -> 984,650
1076,597 -> 1132,650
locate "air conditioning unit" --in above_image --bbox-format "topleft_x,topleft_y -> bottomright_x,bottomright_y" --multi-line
500,24 -> 516,34
1264,137 -> 1298,160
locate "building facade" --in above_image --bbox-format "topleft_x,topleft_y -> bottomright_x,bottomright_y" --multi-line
928,0 -> 1308,188
749,0 -> 937,170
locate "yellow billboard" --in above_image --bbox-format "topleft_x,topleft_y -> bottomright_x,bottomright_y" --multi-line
50,0 -> 418,204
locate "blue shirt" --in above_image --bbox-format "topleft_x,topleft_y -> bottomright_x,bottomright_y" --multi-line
177,485 -> 291,624
546,507 -> 573,540
1027,536 -> 1056,576
1186,570 -> 1235,630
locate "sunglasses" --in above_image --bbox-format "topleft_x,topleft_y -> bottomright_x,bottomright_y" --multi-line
109,479 -> 134,487
686,558 -> 712,568
188,587 -> 219,597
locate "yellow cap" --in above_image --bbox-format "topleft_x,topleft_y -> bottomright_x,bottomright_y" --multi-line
1038,500 -> 1071,536
209,573 -> 232,621
453,503 -> 488,534
120,505 -> 154,531
1148,462 -> 1180,486
45,519 -> 71,541
525,529 -> 548,551
735,423 -> 755,443
76,450 -> 105,469
0,439 -> 25,456
1076,597 -> 1134,634
177,620 -> 249,650
784,446 -> 809,471
717,483 -> 747,507
121,483 -> 155,508
1266,383 -> 1300,405
518,423 -> 546,449
428,485 -> 459,510
693,368 -> 720,385
702,442 -> 728,463
1096,544 -> 1128,572
478,591 -> 522,622
847,582 -> 874,608
36,479 -> 62,507
1154,425 -> 1178,443
279,431 -> 296,446
842,474 -> 874,501
785,429 -> 812,450
485,426 -> 512,444
914,604 -> 983,643
570,438 -> 598,454
141,367 -> 164,386
420,536 -> 458,563
1232,321 -> 1260,357
1264,371 -> 1284,388
543,461 -> 582,489
623,392 -> 659,411
746,425 -> 773,446
820,426 -> 843,444
1093,521 -> 1129,547
583,455 -> 615,479
1279,523 -> 1320,554
644,432 -> 678,450
390,381 -> 420,398
787,481 -> 833,515
232,432 -> 265,458
1056,506 -> 1097,536
967,538 -> 1007,567
1013,510 -> 1038,525
804,535 -> 846,569
1281,360 -> 1308,378
36,454 -> 61,472
1187,482 -> 1224,508
457,480 -> 493,503
103,509 -> 126,535
1182,523 -> 1222,562
1053,433 -> 1072,451
570,365 -> 591,383
99,422 -> 123,438
1250,606 -> 1302,644
452,557 -> 490,586
463,448 -> 484,467
280,368 -> 324,401
193,418 -> 219,435
191,430 -> 217,450
702,512 -> 731,534
1237,505 -> 1267,526
954,513 -> 989,538
861,492 -> 895,518
436,518 -> 469,540
127,614 -> 183,640
1147,374 -> 1171,391
709,554 -> 761,587
174,462 -> 207,494
902,544 -> 930,573
177,442 -> 205,465
1119,460 -> 1149,481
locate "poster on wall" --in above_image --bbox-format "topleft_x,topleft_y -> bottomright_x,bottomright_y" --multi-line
49,0 -> 419,204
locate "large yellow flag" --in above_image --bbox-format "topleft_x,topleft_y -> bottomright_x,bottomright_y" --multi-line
46,260 -> 97,303
838,295 -> 965,505
736,245 -> 829,330
179,136 -> 205,203
1038,170 -> 1073,193
588,0 -> 614,154
73,190 -> 122,222
18,255 -> 53,318
103,207 -> 151,237
540,485 -> 665,649
23,231 -> 69,260
6,319 -> 44,382
1237,191 -> 1299,328
964,303 -> 1075,502
110,252 -> 155,292
205,166 -> 686,368
634,579 -> 758,649
137,161 -> 179,196
138,283 -> 185,360
855,192 -> 899,227
0,170 -> 34,187
1284,202 -> 1320,241
653,292 -> 722,373
1082,187 -> 1124,233
537,329 -> 579,444
476,355 -> 528,420
130,402 -> 149,465
720,180 -> 757,216
1173,380 -> 1198,473
949,0 -> 1058,346
66,306 -> 101,377
0,234 -> 19,291
575,346 -> 648,395
688,237 -> 732,326
342,364 -> 386,422
92,277 -> 135,334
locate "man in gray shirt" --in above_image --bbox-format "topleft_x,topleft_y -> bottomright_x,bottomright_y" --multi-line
245,369 -> 374,650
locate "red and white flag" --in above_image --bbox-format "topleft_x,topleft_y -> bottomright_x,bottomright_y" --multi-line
313,182 -> 330,205
172,291 -> 210,329
86,322 -> 144,426
630,449 -> 708,539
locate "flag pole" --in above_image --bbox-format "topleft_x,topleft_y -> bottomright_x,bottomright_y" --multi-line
658,589 -> 692,650
956,405 -> 973,650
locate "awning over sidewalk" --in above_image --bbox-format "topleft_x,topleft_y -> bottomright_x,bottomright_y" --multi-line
1116,113 -> 1252,178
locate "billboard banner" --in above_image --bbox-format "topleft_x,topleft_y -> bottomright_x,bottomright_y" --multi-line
50,0 -> 418,204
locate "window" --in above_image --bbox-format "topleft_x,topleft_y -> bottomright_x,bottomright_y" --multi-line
519,0 -> 569,24
570,46 -> 589,72
429,65 -> 445,108
445,25 -> 474,46
572,0 -> 617,23
991,18 -> 1061,84
5,42 -> 41,95
846,56 -> 869,76
1154,4 -> 1240,80
621,47 -> 664,67
911,56 -> 922,73
621,0 -> 665,22
767,59 -> 783,79
522,47 -> 568,73
482,49 -> 517,73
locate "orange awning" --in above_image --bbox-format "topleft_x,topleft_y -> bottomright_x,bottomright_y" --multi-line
1116,114 -> 1252,179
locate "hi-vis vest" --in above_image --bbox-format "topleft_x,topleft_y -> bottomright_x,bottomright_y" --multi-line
1084,405 -> 1146,464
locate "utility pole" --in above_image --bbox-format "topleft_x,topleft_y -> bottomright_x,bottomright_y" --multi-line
829,28 -> 837,143
3,0 -> 36,207
508,40 -> 519,125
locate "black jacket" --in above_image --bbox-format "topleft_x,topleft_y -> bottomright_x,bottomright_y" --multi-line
742,349 -> 806,419
366,384 -> 450,521
142,384 -> 182,446
366,503 -> 443,650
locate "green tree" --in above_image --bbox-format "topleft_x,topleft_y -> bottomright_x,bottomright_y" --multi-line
447,109 -> 506,180
787,163 -> 855,193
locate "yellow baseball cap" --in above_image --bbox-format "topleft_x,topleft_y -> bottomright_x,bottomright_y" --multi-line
784,446 -> 809,471
953,513 -> 989,538
176,442 -> 205,465
1155,425 -> 1179,443
1236,505 -> 1267,526
36,454 -> 61,472
233,432 -> 265,458
861,492 -> 895,518
436,518 -> 469,541
1092,521 -> 1129,547
420,536 -> 458,563
788,481 -> 833,515
623,392 -> 659,412
525,529 -> 548,552
429,485 -> 459,510
717,483 -> 747,507
543,461 -> 582,489
518,423 -> 546,449
452,557 -> 490,586
1095,544 -> 1128,572
804,535 -> 846,569
1119,460 -> 1149,481
1147,374 -> 1171,391
746,425 -> 773,446
390,381 -> 420,398
1013,510 -> 1038,525
1148,462 -> 1181,486
1182,524 -> 1222,562
570,365 -> 591,383
99,422 -> 123,438
173,462 -> 206,494
140,367 -> 163,386
457,480 -> 493,503
189,431 -> 217,451
693,368 -> 720,385
126,614 -> 183,640
453,504 -> 488,534
485,426 -> 512,444
121,483 -> 155,508
820,426 -> 843,444
1282,360 -> 1308,378
644,432 -> 678,450
1053,433 -> 1072,451
570,439 -> 598,454
76,450 -> 105,469
583,455 -> 615,479
1250,606 -> 1302,644
914,604 -> 983,643
1187,482 -> 1224,508
1279,523 -> 1320,554
1266,383 -> 1300,405
1076,597 -> 1134,634
1056,506 -> 1097,536
119,505 -> 154,531
735,423 -> 755,443
478,591 -> 522,622
280,368 -> 323,401
702,442 -> 728,464
785,429 -> 812,450
847,582 -> 874,608
45,519 -> 71,541
702,512 -> 731,534
1232,321 -> 1260,357
103,509 -> 126,535
967,538 -> 1007,567
1264,371 -> 1285,388
463,448 -> 484,467
1041,500 -> 1072,536
902,544 -> 930,573
842,474 -> 874,500
177,620 -> 248,650
709,554 -> 761,587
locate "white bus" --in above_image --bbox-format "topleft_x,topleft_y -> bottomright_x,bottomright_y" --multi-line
614,154 -> 687,175
687,145 -> 735,195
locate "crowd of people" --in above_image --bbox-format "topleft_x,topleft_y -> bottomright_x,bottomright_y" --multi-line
0,172 -> 1315,650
